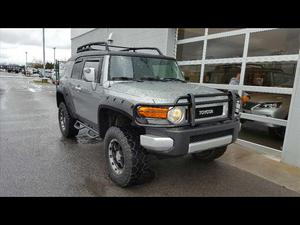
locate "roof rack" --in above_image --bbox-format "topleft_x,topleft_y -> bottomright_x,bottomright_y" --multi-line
77,42 -> 109,53
119,47 -> 163,55
76,42 -> 163,55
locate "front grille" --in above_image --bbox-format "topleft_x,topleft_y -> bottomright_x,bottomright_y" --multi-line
195,105 -> 224,119
190,129 -> 233,143
134,91 -> 235,128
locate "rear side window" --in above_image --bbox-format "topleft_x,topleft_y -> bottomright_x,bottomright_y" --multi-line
71,61 -> 84,79
62,61 -> 74,78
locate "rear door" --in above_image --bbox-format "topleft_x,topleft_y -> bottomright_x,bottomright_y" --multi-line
69,59 -> 84,117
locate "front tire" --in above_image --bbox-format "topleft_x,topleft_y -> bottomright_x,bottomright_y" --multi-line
191,146 -> 227,162
104,126 -> 152,187
58,102 -> 79,138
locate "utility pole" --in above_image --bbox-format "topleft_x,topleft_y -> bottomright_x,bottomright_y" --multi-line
42,28 -> 45,77
25,52 -> 27,76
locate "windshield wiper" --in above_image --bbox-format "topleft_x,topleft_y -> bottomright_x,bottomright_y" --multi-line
161,78 -> 186,83
111,77 -> 142,82
140,77 -> 162,81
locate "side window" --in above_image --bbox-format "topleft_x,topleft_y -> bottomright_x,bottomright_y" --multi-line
83,57 -> 103,83
71,61 -> 83,79
62,61 -> 74,78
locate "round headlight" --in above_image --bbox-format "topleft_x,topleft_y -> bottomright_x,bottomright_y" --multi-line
167,107 -> 185,124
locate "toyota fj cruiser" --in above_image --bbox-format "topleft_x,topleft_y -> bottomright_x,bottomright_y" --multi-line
56,42 -> 241,187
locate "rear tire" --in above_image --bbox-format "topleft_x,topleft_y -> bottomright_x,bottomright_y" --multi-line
58,102 -> 79,138
191,146 -> 227,162
104,126 -> 153,187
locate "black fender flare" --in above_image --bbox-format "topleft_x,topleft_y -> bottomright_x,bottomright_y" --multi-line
97,104 -> 136,137
56,89 -> 77,118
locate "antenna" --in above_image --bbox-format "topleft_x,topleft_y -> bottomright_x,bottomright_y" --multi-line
107,32 -> 113,45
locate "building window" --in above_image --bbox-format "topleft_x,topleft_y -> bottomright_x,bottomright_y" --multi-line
177,28 -> 205,40
208,28 -> 239,34
180,65 -> 201,83
244,62 -> 297,88
176,41 -> 203,61
203,64 -> 241,84
206,35 -> 245,59
248,29 -> 300,56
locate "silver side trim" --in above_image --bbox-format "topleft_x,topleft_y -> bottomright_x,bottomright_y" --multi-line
140,135 -> 174,151
188,135 -> 232,154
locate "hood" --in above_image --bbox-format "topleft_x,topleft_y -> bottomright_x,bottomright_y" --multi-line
107,81 -> 223,104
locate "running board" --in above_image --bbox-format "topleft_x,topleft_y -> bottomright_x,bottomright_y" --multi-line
74,120 -> 100,139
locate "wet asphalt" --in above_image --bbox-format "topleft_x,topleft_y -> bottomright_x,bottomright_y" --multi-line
0,72 -> 298,196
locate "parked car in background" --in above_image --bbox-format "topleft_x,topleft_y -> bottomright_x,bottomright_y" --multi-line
26,68 -> 33,76
44,69 -> 52,78
51,71 -> 59,84
32,68 -> 39,74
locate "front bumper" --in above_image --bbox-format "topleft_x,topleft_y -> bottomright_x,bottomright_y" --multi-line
140,119 -> 240,157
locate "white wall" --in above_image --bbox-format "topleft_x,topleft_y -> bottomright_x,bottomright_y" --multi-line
282,49 -> 300,167
71,28 -> 176,57
71,29 -> 96,39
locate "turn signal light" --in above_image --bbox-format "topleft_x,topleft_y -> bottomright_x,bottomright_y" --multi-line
137,106 -> 169,119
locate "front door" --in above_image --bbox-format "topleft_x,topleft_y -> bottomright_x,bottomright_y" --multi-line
77,57 -> 104,127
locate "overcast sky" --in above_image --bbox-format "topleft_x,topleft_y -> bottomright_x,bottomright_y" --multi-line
0,28 -> 71,65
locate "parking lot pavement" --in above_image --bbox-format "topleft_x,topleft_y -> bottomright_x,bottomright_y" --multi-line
0,72 -> 299,196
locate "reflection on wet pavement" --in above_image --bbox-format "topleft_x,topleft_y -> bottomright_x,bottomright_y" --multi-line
239,121 -> 283,150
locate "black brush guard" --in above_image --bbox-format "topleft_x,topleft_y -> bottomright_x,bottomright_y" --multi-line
133,91 -> 237,128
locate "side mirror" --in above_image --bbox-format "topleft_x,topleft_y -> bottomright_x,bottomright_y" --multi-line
83,67 -> 95,82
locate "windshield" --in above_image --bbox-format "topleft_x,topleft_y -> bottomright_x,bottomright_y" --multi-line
109,55 -> 185,81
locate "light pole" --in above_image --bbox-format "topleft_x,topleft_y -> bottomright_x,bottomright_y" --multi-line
53,47 -> 56,63
25,52 -> 27,76
53,47 -> 57,83
42,28 -> 45,77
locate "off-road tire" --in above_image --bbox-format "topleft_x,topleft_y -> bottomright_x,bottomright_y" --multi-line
58,102 -> 79,138
191,146 -> 227,162
104,126 -> 152,187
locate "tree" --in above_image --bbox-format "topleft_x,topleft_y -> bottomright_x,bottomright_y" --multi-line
45,62 -> 54,70
32,63 -> 43,69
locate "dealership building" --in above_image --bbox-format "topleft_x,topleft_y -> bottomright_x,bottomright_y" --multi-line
71,28 -> 300,168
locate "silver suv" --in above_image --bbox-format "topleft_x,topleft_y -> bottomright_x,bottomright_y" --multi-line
56,42 -> 240,187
